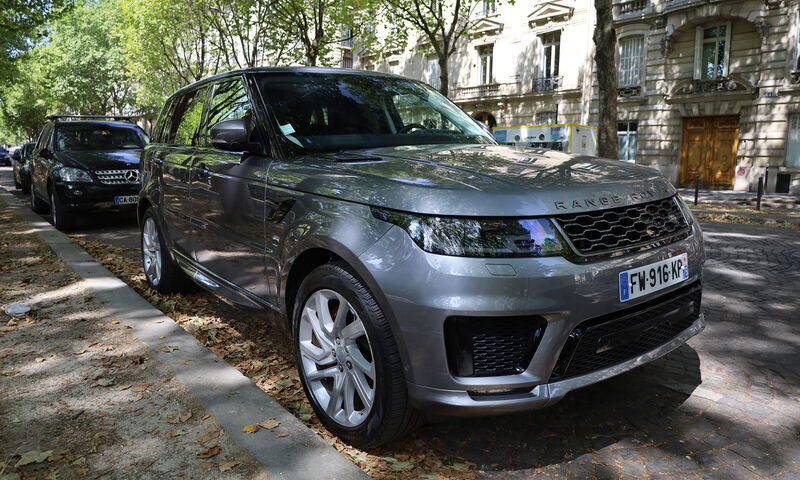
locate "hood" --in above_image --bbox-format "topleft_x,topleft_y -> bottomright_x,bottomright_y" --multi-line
267,144 -> 676,217
56,149 -> 142,171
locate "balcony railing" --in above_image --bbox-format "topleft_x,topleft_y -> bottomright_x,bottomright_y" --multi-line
451,82 -> 520,100
532,76 -> 562,92
618,0 -> 646,13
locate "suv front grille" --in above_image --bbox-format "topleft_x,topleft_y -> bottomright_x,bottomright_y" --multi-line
445,316 -> 547,377
94,169 -> 140,185
549,282 -> 701,381
553,196 -> 690,256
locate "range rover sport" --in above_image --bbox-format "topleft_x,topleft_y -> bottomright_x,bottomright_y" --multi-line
139,68 -> 705,448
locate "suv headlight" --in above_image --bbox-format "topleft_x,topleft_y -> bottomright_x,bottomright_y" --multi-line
372,208 -> 569,258
57,167 -> 94,183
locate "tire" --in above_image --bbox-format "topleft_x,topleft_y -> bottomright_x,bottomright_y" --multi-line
140,207 -> 193,293
293,261 -> 422,448
13,173 -> 22,190
30,183 -> 48,213
50,188 -> 74,231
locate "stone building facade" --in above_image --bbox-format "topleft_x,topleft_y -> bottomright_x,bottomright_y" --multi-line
353,0 -> 800,192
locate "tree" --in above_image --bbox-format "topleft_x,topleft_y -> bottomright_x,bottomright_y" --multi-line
271,0 -> 376,67
593,0 -> 618,159
379,0 -> 489,97
42,0 -> 133,115
0,51 -> 52,142
116,0 -> 222,116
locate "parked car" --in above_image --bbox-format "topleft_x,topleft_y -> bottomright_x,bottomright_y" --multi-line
13,142 -> 36,193
0,147 -> 10,166
29,115 -> 148,230
139,68 -> 704,447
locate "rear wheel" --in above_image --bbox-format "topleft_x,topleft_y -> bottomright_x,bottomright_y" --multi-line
293,262 -> 422,448
50,189 -> 74,231
141,207 -> 193,293
30,183 -> 48,213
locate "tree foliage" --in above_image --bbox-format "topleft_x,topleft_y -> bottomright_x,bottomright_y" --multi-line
0,51 -> 51,142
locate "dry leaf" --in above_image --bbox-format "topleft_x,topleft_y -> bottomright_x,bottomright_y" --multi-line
198,462 -> 215,469
130,394 -> 143,402
35,357 -> 45,362
258,418 -> 280,430
179,411 -> 192,422
156,345 -> 179,352
132,384 -> 149,392
242,424 -> 258,434
201,413 -> 210,420
197,445 -> 220,459
116,384 -> 132,391
275,432 -> 289,438
103,345 -> 115,351
73,349 -> 87,355
111,320 -> 120,324
95,378 -> 115,387
197,430 -> 220,444
219,461 -> 240,472
166,429 -> 186,439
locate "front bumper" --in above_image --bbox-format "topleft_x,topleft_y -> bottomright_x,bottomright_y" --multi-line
358,222 -> 705,414
54,182 -> 138,212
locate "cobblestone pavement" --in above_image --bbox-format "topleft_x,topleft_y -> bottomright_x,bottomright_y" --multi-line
425,221 -> 800,479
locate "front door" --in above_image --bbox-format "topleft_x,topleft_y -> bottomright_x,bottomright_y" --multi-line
679,116 -> 739,188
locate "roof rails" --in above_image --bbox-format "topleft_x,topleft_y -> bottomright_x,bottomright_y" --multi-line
45,115 -> 134,123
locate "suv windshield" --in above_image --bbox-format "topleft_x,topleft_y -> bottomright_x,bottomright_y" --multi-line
54,124 -> 147,151
256,73 -> 495,153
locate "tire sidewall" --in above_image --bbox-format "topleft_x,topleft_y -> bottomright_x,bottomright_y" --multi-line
140,209 -> 162,290
292,264 -> 395,446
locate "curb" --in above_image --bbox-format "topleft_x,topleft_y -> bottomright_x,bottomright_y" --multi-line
0,187 -> 369,480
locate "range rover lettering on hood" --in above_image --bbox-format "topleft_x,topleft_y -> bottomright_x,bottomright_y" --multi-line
554,187 -> 674,211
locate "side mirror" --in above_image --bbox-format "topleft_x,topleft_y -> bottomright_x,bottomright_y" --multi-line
209,118 -> 249,152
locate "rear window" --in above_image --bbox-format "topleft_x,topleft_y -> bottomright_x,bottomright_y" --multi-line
54,124 -> 147,151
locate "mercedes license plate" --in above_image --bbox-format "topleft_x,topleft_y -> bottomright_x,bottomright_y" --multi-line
619,253 -> 688,302
114,195 -> 138,205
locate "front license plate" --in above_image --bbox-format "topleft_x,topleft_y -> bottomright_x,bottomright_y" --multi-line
619,253 -> 688,302
114,195 -> 138,205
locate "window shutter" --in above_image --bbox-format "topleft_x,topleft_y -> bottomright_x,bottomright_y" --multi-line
723,21 -> 732,77
693,26 -> 703,80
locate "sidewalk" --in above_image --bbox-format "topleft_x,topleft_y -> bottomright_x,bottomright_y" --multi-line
677,188 -> 800,210
0,190 -> 368,479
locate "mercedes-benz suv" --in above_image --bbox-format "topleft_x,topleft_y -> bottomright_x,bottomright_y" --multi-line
29,115 -> 148,230
139,68 -> 704,448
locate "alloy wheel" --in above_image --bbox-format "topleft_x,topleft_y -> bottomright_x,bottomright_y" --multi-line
142,217 -> 162,286
298,289 -> 376,427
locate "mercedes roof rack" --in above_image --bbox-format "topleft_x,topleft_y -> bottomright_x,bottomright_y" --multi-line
45,115 -> 134,122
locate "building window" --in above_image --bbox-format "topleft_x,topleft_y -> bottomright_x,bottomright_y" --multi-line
540,31 -> 561,79
535,111 -> 557,125
341,50 -> 353,69
618,122 -> 638,162
478,45 -> 493,85
427,58 -> 441,91
787,114 -> 800,167
481,0 -> 496,16
341,26 -> 353,48
795,11 -> 800,71
389,60 -> 400,75
694,23 -> 731,80
618,36 -> 644,87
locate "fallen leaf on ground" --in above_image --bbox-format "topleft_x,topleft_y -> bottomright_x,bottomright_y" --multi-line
130,394 -> 143,402
111,320 -> 120,324
242,424 -> 258,434
88,341 -> 98,347
131,384 -> 149,392
197,445 -> 220,459
116,384 -> 132,391
73,349 -> 87,355
219,461 -> 240,472
131,356 -> 146,365
275,380 -> 293,387
35,357 -> 45,362
201,413 -> 210,420
94,378 -> 115,387
103,345 -> 115,351
258,418 -> 280,430
198,462 -> 215,469
15,450 -> 53,467
197,429 -> 220,444
166,429 -> 186,439
179,411 -> 192,422
156,345 -> 179,352
275,432 -> 289,438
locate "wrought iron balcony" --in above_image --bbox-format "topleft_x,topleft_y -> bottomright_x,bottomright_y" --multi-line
532,76 -> 562,93
451,83 -> 522,100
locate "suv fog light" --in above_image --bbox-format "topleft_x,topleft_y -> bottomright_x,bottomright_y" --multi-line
73,190 -> 83,196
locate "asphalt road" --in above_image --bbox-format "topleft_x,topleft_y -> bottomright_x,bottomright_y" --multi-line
2,165 -> 799,479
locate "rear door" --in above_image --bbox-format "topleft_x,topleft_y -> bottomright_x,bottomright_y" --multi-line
188,76 -> 272,302
30,123 -> 54,199
158,85 -> 210,256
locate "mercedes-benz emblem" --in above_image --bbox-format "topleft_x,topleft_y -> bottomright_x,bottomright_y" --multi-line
125,170 -> 140,183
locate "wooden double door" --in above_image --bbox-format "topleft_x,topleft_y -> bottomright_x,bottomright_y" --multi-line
679,116 -> 740,188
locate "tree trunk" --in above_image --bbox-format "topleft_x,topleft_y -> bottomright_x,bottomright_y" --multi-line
593,0 -> 619,159
438,54 -> 449,97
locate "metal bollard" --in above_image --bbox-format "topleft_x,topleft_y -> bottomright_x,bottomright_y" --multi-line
764,165 -> 769,197
757,176 -> 764,210
694,174 -> 700,206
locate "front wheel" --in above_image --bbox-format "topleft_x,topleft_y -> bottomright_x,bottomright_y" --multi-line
293,262 -> 422,448
140,207 -> 193,293
50,189 -> 74,231
30,183 -> 48,213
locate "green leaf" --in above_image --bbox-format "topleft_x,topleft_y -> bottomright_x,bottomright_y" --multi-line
275,380 -> 293,387
15,449 -> 53,467
391,461 -> 412,471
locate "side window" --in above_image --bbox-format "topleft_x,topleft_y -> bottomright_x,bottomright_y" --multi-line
152,99 -> 174,144
168,86 -> 209,146
35,124 -> 53,152
204,77 -> 254,144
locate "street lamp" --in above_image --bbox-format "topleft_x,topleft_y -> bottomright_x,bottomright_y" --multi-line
552,92 -> 563,124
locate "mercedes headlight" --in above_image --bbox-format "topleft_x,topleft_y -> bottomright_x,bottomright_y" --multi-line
57,167 -> 93,183
372,208 -> 568,258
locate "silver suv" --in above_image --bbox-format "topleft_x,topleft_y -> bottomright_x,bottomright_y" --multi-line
138,68 -> 704,447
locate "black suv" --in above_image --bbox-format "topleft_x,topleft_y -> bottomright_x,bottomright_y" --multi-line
13,142 -> 36,193
29,115 -> 149,230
